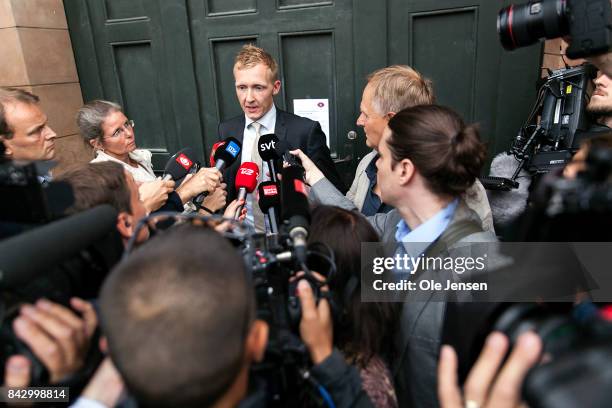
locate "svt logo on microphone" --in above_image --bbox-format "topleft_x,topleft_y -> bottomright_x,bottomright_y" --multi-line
263,185 -> 278,196
259,141 -> 276,151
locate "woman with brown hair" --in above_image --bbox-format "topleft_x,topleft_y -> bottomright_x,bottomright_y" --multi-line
308,205 -> 399,408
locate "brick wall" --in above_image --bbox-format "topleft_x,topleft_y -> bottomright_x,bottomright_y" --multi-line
0,0 -> 92,174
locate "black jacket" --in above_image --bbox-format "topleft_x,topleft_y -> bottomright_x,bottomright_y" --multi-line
218,108 -> 346,201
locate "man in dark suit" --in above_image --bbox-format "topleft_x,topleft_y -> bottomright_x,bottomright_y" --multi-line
218,44 -> 344,230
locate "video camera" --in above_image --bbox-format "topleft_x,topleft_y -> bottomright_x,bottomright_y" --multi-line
498,0 -> 612,59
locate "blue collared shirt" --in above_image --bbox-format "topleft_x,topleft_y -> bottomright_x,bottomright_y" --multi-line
394,198 -> 459,262
361,154 -> 394,216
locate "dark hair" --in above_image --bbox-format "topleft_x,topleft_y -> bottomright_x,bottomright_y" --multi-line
99,225 -> 254,407
0,87 -> 40,139
308,205 -> 399,365
387,105 -> 486,197
57,162 -> 132,215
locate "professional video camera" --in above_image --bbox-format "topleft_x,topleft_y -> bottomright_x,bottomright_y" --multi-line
481,64 -> 596,191
498,0 -> 612,59
1,143 -> 122,386
448,301 -> 612,408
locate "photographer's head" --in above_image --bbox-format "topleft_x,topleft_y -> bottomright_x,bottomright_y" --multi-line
57,161 -> 149,245
77,100 -> 137,162
357,66 -> 434,149
99,225 -> 268,408
0,87 -> 56,161
377,105 -> 486,210
587,71 -> 612,128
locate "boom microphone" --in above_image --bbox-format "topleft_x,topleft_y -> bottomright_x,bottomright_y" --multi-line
257,133 -> 281,183
280,166 -> 310,263
163,148 -> 197,181
0,205 -> 118,289
258,181 -> 280,234
234,162 -> 260,219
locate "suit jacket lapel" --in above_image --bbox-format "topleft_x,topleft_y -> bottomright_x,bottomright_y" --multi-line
275,109 -> 288,143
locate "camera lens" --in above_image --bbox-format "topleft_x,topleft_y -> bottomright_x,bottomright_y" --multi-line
498,1 -> 568,51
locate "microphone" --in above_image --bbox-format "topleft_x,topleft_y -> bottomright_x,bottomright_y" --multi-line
486,152 -> 532,228
258,181 -> 280,234
0,205 -> 118,289
163,148 -> 197,181
194,137 -> 243,207
234,162 -> 260,219
210,140 -> 226,167
213,137 -> 242,171
257,133 -> 281,183
280,166 -> 310,263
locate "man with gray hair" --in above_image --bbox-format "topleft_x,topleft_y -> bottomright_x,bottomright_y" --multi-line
0,87 -> 57,161
292,66 -> 494,232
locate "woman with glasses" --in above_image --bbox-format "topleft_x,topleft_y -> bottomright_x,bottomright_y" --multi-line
76,100 -> 227,214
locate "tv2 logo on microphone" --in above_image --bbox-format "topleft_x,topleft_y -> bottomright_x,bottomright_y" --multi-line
259,140 -> 276,151
240,168 -> 256,176
176,154 -> 193,170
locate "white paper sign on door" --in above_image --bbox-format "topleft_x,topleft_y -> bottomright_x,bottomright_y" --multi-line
293,99 -> 330,147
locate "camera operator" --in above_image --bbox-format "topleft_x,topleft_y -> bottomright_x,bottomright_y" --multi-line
587,70 -> 612,132
0,87 -> 57,165
76,100 -> 224,214
78,224 -> 373,408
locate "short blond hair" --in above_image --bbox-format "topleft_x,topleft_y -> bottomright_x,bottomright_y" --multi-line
234,44 -> 279,81
367,65 -> 435,115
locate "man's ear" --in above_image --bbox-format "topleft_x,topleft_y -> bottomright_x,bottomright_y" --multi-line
386,111 -> 396,120
272,80 -> 281,96
116,212 -> 135,240
245,320 -> 269,363
0,136 -> 13,158
398,158 -> 415,185
99,336 -> 109,353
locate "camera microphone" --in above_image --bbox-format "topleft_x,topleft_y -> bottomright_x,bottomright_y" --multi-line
234,162 -> 260,219
280,165 -> 310,264
258,181 -> 280,234
0,205 -> 118,289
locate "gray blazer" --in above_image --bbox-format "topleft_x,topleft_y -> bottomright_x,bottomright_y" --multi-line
310,156 -> 496,234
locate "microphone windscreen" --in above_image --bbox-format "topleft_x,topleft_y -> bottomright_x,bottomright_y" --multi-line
0,204 -> 118,289
210,141 -> 226,167
258,181 -> 280,212
487,153 -> 532,227
214,137 -> 242,169
164,148 -> 197,180
280,165 -> 310,224
258,133 -> 280,161
235,161 -> 260,193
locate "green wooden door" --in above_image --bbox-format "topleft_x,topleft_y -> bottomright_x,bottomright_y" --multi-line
65,0 -> 541,178
64,0 -> 205,170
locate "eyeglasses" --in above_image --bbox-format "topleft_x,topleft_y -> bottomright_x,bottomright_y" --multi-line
107,119 -> 135,139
